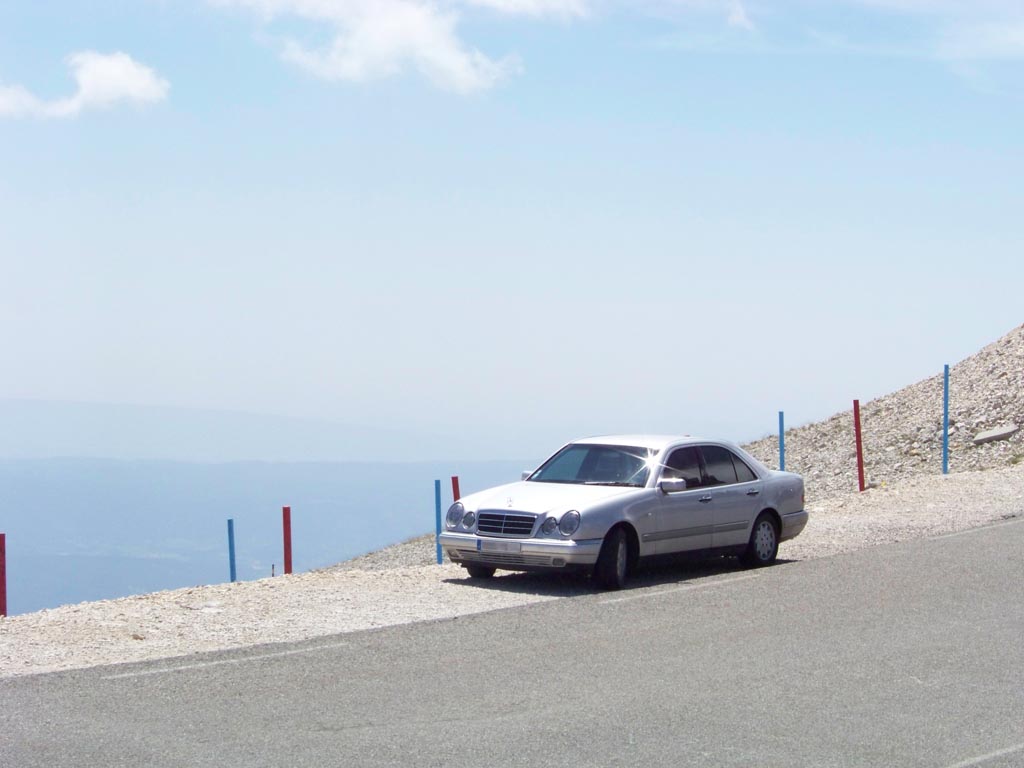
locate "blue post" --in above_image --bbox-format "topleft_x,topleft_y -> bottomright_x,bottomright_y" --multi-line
778,410 -> 785,472
942,364 -> 950,475
434,479 -> 443,565
227,518 -> 237,583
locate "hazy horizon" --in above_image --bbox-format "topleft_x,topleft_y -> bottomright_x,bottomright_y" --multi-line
1,315 -> 1016,464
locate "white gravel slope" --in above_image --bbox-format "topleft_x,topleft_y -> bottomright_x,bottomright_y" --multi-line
744,322 -> 1024,500
2,464 -> 1022,679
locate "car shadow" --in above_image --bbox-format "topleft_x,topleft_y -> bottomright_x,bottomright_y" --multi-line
442,555 -> 798,598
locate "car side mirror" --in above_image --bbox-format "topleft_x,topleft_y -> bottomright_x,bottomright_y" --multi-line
521,470 -> 531,481
658,478 -> 689,494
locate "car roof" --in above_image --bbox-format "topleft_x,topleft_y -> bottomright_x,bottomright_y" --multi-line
571,434 -> 705,451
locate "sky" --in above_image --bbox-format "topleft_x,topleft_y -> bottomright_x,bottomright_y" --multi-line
1,0 -> 1022,460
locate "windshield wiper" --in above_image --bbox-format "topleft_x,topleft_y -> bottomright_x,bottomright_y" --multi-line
583,481 -> 642,487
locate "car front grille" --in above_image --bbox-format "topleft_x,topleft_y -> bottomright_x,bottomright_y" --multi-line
451,549 -> 556,568
476,511 -> 537,537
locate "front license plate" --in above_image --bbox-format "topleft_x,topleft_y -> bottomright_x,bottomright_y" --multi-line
477,539 -> 522,553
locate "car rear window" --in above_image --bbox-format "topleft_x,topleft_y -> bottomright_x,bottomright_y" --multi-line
734,455 -> 757,483
701,445 -> 739,486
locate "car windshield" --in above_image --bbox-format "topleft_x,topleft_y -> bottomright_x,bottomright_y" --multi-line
528,444 -> 654,487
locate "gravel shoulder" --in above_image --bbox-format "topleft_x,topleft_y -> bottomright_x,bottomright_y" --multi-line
2,463 -> 1022,679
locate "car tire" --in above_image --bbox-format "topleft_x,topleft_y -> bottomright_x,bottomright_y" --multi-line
594,527 -> 629,591
742,513 -> 779,567
465,565 -> 496,579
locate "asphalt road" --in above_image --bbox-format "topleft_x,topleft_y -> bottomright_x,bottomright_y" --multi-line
2,519 -> 1023,768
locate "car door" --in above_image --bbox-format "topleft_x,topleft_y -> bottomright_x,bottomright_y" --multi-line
700,445 -> 764,548
653,446 -> 713,554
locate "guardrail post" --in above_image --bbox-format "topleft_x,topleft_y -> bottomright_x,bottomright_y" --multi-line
853,399 -> 866,492
778,410 -> 785,471
0,533 -> 6,617
282,506 -> 293,575
942,364 -> 950,475
434,479 -> 443,565
227,519 -> 237,583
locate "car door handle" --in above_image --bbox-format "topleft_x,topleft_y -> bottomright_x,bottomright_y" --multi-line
746,489 -> 761,496
699,495 -> 713,503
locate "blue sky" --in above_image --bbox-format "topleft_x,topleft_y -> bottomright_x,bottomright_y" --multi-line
1,1 -> 1022,459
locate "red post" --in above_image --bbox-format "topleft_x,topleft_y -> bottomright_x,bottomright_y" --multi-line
451,475 -> 461,502
853,399 -> 866,492
282,506 -> 293,575
0,533 -> 7,617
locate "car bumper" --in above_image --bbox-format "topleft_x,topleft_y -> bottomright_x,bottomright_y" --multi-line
439,532 -> 603,571
780,509 -> 808,542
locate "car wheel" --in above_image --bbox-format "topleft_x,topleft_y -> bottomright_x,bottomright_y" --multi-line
465,565 -> 496,579
594,527 -> 629,590
742,513 -> 779,567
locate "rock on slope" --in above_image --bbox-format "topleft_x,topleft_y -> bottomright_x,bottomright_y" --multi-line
744,323 -> 1024,500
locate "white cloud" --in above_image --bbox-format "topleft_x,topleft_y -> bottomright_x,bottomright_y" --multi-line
0,51 -> 169,120
0,84 -> 40,118
726,1 -> 753,30
209,0 -> 1024,96
636,1 -> 757,31
216,0 -> 789,93
213,0 -> 587,92
281,1 -> 517,92
462,0 -> 589,18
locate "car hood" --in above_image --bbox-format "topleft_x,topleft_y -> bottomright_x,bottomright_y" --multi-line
461,481 -> 641,516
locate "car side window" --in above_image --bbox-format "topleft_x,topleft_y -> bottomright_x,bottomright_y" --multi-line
700,445 -> 739,486
662,447 -> 702,488
733,454 -> 757,483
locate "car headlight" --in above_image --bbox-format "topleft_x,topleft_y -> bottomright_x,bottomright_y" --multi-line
446,502 -> 465,529
559,510 -> 580,536
541,517 -> 558,535
461,511 -> 476,529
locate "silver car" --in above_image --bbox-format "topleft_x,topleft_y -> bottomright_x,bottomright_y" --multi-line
439,434 -> 807,590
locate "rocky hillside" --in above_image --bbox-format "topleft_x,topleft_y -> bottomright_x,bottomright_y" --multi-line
744,323 -> 1024,501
